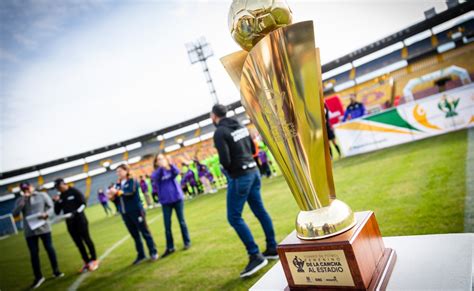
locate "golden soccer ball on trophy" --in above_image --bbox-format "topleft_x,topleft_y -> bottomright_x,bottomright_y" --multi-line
228,0 -> 293,51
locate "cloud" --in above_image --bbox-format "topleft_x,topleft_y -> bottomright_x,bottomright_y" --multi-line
13,34 -> 38,50
0,48 -> 19,63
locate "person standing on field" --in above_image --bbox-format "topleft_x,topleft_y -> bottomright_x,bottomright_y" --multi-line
139,176 -> 154,209
109,164 -> 159,265
151,153 -> 191,258
53,178 -> 99,273
12,182 -> 64,289
211,104 -> 277,278
98,188 -> 113,216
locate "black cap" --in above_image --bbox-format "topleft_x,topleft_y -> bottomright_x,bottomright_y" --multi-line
54,178 -> 65,189
20,182 -> 31,191
211,104 -> 228,118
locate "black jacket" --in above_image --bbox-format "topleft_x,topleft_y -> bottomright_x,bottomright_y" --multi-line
213,117 -> 257,178
54,187 -> 87,219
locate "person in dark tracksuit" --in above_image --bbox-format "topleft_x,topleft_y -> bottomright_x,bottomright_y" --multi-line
108,164 -> 158,265
211,104 -> 277,278
53,179 -> 99,273
12,182 -> 64,289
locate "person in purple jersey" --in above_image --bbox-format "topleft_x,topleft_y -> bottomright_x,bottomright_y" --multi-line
257,150 -> 272,178
151,153 -> 191,257
97,188 -> 112,216
139,176 -> 153,209
181,165 -> 200,197
194,159 -> 217,194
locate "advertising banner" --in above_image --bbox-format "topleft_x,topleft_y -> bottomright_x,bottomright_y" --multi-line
334,84 -> 474,156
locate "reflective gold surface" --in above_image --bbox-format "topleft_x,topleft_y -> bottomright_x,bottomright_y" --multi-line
221,21 -> 355,239
228,0 -> 292,51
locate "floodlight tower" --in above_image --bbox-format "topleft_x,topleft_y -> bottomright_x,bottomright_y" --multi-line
186,37 -> 219,104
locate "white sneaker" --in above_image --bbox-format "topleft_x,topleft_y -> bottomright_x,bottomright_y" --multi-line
31,277 -> 45,289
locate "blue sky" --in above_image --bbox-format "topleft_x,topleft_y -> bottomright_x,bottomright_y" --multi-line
0,0 -> 449,172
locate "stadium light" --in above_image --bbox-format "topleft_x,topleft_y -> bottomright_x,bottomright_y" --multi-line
88,167 -> 107,177
110,162 -> 125,170
200,132 -> 214,141
164,124 -> 199,139
432,11 -> 474,34
0,194 -> 15,202
156,135 -> 164,141
39,159 -> 85,175
199,118 -> 213,127
322,63 -> 353,81
0,171 -> 40,186
164,144 -> 181,153
334,80 -> 356,92
85,147 -> 126,163
186,36 -> 219,104
234,106 -> 246,114
403,30 -> 432,46
353,42 -> 404,67
42,181 -> 55,189
437,42 -> 456,53
183,137 -> 200,146
128,156 -> 142,164
125,142 -> 142,151
64,173 -> 88,183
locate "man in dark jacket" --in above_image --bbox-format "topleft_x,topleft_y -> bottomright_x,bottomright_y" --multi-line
13,182 -> 64,289
211,104 -> 277,278
53,179 -> 98,273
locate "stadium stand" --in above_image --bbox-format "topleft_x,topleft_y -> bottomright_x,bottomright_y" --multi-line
407,37 -> 436,60
355,49 -> 404,77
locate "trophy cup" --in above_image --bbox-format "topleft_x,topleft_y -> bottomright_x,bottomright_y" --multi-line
221,1 -> 396,289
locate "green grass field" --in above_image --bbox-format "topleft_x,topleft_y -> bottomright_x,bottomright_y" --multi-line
0,129 -> 468,291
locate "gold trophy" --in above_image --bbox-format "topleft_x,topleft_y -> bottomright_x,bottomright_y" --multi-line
222,1 -> 396,289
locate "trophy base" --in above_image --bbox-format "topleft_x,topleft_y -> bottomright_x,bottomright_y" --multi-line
278,211 -> 396,290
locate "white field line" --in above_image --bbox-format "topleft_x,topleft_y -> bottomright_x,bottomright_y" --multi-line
68,214 -> 161,291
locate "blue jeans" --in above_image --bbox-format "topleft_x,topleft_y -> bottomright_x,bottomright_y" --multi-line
162,200 -> 191,250
122,210 -> 157,258
26,232 -> 59,280
227,170 -> 277,255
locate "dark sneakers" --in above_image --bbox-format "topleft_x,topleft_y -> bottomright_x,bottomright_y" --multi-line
53,271 -> 64,278
150,252 -> 159,261
240,253 -> 268,278
132,256 -> 147,265
161,249 -> 175,258
262,248 -> 279,260
31,277 -> 45,289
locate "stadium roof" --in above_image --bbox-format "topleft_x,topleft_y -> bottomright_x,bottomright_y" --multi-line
1,0 -> 472,180
321,0 -> 473,72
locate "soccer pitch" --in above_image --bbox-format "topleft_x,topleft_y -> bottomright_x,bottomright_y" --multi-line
0,129 -> 468,291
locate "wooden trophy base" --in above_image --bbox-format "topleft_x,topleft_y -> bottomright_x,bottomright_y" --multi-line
277,211 -> 396,290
